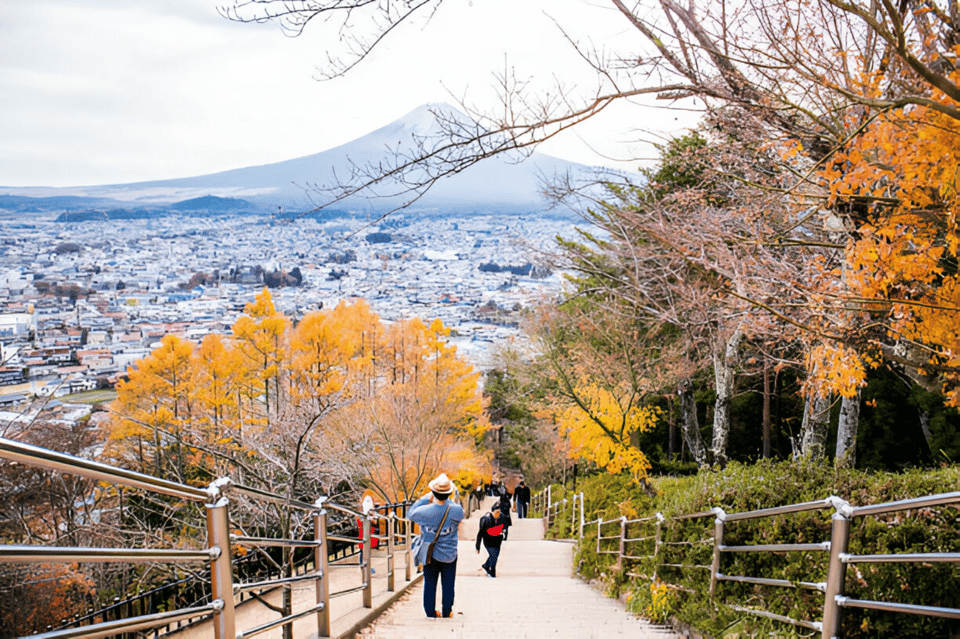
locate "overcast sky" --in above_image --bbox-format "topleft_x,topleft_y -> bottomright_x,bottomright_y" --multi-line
1,0 -> 701,188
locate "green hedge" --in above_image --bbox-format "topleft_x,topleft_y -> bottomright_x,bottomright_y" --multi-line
547,461 -> 960,638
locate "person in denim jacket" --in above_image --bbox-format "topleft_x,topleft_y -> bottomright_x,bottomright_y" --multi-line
408,473 -> 465,618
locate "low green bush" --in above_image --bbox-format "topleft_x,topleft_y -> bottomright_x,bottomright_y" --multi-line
550,461 -> 960,638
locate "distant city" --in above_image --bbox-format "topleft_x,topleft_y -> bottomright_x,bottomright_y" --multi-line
0,104 -> 601,411
0,209 -> 582,408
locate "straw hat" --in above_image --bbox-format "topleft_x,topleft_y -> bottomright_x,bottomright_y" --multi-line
428,473 -> 454,495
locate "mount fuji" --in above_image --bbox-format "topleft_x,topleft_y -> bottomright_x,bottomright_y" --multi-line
1,104 -> 601,217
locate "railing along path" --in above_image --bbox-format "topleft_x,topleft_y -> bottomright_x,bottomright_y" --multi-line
535,485 -> 960,638
0,436 -> 424,639
6,431 -> 959,639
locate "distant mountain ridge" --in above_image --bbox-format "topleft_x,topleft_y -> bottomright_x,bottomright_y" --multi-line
0,104 -> 597,218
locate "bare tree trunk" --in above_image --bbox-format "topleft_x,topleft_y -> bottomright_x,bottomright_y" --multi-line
919,410 -> 933,453
678,382 -> 709,467
762,357 -> 772,459
800,393 -> 831,460
711,326 -> 742,467
667,395 -> 675,462
835,391 -> 860,468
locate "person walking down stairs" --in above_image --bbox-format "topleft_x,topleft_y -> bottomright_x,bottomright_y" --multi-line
513,479 -> 531,519
475,501 -> 507,578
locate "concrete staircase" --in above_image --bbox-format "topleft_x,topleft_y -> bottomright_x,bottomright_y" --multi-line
168,499 -> 682,639
356,500 -> 682,638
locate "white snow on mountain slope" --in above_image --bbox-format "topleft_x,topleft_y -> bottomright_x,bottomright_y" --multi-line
2,104 -> 611,215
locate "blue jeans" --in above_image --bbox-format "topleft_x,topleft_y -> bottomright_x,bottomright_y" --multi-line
516,501 -> 528,518
482,545 -> 500,576
422,558 -> 457,617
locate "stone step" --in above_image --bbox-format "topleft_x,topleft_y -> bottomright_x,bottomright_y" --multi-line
357,537 -> 683,639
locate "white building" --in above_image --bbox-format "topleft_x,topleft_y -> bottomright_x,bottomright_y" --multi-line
0,308 -> 36,339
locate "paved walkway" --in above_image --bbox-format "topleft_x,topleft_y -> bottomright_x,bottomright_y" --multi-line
357,499 -> 681,639
169,499 -> 680,639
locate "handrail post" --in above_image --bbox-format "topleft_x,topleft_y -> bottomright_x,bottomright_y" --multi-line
205,496 -> 236,639
822,505 -> 851,638
362,514 -> 373,608
387,514 -> 396,592
653,513 -> 664,581
596,519 -> 602,554
314,503 -> 330,638
578,492 -> 585,540
405,514 -> 413,582
618,516 -> 627,570
709,508 -> 725,598
571,494 -> 577,535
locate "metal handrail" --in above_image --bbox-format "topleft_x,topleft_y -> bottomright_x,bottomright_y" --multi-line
0,437 -> 211,502
821,491 -> 960,632
234,572 -> 319,593
26,604 -> 219,639
847,491 -> 960,518
229,482 -> 318,511
0,546 -> 217,563
0,435 -> 422,639
231,535 -> 324,548
721,497 -> 835,522
237,601 -> 326,639
554,483 -> 960,639
836,597 -> 960,620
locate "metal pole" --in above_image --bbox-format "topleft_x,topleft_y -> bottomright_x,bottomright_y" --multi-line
571,494 -> 577,534
387,515 -> 396,592
314,507 -> 330,638
653,513 -> 664,581
362,515 -> 373,608
710,509 -> 725,598
822,510 -> 851,638
205,497 -> 235,639
579,492 -> 585,540
618,516 -> 627,570
405,515 -> 413,582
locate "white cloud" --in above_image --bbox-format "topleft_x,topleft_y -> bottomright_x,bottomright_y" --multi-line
0,0 -> 701,187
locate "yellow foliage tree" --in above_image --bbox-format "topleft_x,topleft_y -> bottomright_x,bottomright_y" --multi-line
818,70 -> 960,406
109,296 -> 490,503
549,377 -> 660,482
191,332 -> 246,476
329,315 -> 490,501
110,334 -> 196,479
232,288 -> 290,420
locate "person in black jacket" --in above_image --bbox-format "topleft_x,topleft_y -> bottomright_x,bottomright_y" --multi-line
496,485 -> 512,539
475,502 -> 507,577
513,479 -> 531,519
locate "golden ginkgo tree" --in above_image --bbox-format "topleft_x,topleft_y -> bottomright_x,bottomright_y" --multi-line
326,315 -> 491,502
108,289 -> 489,502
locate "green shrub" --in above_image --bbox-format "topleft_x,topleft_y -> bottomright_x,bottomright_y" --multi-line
567,462 -> 960,638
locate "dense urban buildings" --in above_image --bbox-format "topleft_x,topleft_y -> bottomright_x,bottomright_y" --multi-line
0,210 -> 578,407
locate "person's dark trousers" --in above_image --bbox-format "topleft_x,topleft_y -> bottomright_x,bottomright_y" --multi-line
517,501 -> 528,518
422,558 -> 457,617
481,545 -> 501,577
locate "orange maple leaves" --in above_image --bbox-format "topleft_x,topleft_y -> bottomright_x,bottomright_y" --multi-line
816,69 -> 960,405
